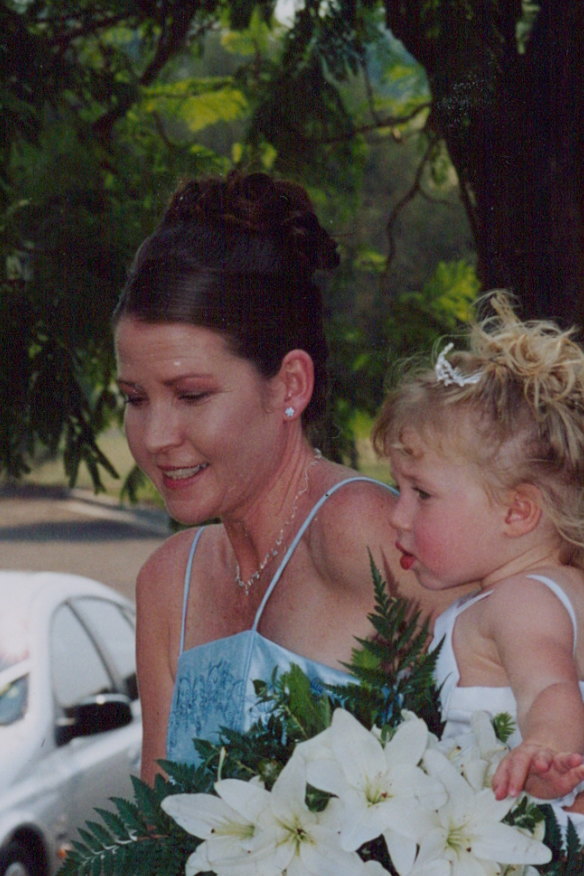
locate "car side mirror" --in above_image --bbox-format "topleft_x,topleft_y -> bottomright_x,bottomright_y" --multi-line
56,693 -> 133,745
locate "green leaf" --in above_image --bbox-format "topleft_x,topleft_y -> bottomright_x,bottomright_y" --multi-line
492,712 -> 516,744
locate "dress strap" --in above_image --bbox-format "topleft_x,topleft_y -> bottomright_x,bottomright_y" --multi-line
527,573 -> 578,653
179,527 -> 205,656
251,477 -> 397,631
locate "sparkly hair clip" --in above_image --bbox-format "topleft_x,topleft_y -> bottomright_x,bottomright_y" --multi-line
435,343 -> 482,387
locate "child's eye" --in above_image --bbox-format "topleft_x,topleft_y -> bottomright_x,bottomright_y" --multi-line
414,487 -> 431,500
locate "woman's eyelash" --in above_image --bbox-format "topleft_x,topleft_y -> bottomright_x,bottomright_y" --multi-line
122,395 -> 143,406
121,391 -> 210,405
180,391 -> 210,402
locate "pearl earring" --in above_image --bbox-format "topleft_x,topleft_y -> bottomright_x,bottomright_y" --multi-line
284,406 -> 296,419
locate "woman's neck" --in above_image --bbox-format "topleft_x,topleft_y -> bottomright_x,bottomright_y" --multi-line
224,444 -> 322,596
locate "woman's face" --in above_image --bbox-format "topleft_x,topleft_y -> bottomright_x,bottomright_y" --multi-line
115,317 -> 285,525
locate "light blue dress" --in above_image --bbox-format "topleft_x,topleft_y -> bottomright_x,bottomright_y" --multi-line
167,476 -> 395,765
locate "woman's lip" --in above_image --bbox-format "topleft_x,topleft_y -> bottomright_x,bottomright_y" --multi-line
160,463 -> 208,488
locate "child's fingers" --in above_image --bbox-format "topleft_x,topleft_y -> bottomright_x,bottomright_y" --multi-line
492,751 -> 531,799
553,751 -> 584,772
493,748 -> 584,800
532,751 -> 584,776
530,749 -> 556,775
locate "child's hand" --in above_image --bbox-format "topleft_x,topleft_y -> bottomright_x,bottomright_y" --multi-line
492,742 -> 584,800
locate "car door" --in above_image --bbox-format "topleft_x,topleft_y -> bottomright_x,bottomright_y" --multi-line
49,599 -> 141,844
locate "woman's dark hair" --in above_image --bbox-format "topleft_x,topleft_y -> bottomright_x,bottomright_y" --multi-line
113,171 -> 339,425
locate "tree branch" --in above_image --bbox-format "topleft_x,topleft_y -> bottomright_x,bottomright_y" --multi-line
383,132 -> 437,278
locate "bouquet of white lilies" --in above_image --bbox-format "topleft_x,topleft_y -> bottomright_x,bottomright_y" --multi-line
59,563 -> 583,876
162,708 -> 551,876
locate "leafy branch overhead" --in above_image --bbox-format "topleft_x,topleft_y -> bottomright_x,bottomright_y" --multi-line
3,1 -> 582,488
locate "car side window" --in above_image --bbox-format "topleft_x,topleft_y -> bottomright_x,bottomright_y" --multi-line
0,676 -> 28,725
72,598 -> 138,700
51,604 -> 114,708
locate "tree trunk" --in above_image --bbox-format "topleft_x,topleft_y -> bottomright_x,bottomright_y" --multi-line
385,0 -> 584,327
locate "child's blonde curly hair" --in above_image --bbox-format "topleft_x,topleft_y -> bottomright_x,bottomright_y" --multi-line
372,292 -> 584,568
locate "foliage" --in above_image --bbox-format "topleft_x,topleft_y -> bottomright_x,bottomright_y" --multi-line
58,561 -> 442,873
1,1 -> 233,487
1,0 -> 492,490
382,257 -> 480,377
57,562 -> 583,874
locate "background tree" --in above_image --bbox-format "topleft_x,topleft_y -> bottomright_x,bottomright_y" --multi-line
265,0 -> 583,324
1,1 -> 231,487
383,0 -> 584,326
7,0 -> 571,491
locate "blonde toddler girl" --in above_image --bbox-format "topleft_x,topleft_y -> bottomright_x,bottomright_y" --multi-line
373,293 -> 584,831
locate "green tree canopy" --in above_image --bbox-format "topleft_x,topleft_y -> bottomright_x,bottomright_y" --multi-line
3,0 -> 574,491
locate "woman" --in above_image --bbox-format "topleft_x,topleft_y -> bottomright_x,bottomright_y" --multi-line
113,171 -> 454,784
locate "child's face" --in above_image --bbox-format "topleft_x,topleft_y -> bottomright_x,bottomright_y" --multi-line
388,428 -> 509,591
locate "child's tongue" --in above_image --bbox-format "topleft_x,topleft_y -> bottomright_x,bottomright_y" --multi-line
399,551 -> 415,571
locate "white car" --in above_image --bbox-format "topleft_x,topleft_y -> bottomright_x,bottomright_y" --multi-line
0,571 -> 142,876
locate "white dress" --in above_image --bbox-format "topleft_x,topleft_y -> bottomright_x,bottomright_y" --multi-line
431,573 -> 584,836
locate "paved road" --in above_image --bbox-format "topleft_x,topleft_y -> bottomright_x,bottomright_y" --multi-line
0,484 -> 169,600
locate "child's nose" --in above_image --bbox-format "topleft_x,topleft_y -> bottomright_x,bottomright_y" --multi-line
389,494 -> 411,531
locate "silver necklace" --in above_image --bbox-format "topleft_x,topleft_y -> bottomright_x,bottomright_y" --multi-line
235,448 -> 322,596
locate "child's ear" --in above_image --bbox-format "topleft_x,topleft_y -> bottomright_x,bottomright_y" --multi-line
503,483 -> 543,536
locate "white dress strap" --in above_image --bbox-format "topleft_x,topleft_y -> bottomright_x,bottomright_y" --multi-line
527,573 -> 578,653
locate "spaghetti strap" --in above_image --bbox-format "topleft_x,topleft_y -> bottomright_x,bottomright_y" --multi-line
251,477 -> 396,631
179,528 -> 205,656
527,573 -> 579,652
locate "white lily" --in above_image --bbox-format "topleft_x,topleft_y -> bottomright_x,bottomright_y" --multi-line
161,776 -> 277,875
399,749 -> 551,876
256,752 -> 376,875
297,708 -> 446,853
431,711 -> 509,791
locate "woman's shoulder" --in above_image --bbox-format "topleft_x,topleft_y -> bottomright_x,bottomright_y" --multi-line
313,466 -> 396,533
316,460 -> 394,500
307,465 -> 398,578
135,526 -> 201,597
136,522 -> 227,592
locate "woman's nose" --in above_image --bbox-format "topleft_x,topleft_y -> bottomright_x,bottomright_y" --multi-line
142,406 -> 183,453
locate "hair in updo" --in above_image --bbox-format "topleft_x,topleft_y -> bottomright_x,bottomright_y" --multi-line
113,171 -> 340,426
372,291 -> 584,567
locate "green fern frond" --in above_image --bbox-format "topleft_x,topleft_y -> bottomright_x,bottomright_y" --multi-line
492,712 -> 516,744
331,553 -> 442,732
563,818 -> 584,871
92,808 -> 132,842
58,772 -> 200,875
532,804 -> 584,873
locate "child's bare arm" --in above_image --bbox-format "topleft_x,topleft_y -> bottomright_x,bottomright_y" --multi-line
485,577 -> 584,799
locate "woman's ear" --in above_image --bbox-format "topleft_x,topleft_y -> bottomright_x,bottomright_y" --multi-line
503,483 -> 543,536
278,349 -> 314,421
